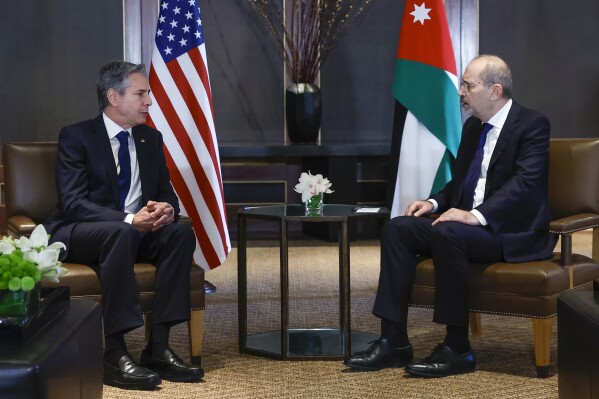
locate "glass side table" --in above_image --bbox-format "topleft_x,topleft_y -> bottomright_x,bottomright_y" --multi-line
237,204 -> 390,360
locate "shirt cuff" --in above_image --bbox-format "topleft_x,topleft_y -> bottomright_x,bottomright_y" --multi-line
470,209 -> 488,226
124,213 -> 134,224
427,199 -> 438,213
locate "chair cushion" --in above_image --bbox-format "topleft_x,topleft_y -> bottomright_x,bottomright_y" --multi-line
410,253 -> 599,318
42,262 -> 206,310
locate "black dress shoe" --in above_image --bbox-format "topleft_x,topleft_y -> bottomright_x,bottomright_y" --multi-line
344,337 -> 413,371
140,347 -> 204,382
204,280 -> 216,294
405,343 -> 476,378
103,354 -> 162,390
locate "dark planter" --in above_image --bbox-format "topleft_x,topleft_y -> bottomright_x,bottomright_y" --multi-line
285,83 -> 321,144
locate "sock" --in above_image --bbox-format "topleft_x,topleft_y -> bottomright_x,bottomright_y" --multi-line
104,332 -> 127,364
444,325 -> 471,353
381,318 -> 410,348
145,322 -> 171,357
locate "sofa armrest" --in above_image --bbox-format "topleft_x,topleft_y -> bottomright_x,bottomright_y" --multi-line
7,215 -> 37,238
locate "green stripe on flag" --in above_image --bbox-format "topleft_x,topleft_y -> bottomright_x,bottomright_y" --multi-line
392,59 -> 461,159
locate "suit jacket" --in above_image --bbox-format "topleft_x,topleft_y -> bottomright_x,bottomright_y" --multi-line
429,101 -> 557,262
44,114 -> 180,253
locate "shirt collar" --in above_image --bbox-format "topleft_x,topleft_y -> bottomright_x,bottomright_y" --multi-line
486,99 -> 513,130
102,113 -> 132,140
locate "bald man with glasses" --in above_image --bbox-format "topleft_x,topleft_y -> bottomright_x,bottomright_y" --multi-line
345,54 -> 557,378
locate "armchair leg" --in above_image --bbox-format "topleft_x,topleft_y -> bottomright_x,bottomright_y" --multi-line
531,317 -> 554,378
143,314 -> 153,342
188,309 -> 205,366
469,312 -> 482,336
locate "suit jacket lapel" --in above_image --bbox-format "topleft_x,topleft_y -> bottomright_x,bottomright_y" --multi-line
133,126 -> 149,203
92,115 -> 120,207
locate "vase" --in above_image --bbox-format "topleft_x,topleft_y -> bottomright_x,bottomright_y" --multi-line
305,193 -> 324,216
0,284 -> 41,327
285,83 -> 321,144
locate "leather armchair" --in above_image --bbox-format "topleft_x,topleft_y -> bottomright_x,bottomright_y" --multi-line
409,138 -> 599,377
3,142 -> 205,365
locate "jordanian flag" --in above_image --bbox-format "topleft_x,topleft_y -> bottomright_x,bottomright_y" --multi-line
387,0 -> 461,218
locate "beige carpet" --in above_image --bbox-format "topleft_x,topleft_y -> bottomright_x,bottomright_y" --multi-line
103,231 -> 592,399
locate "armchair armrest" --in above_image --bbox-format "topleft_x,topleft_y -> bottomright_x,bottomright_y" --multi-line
178,215 -> 193,226
548,213 -> 599,266
7,215 -> 37,238
549,213 -> 599,235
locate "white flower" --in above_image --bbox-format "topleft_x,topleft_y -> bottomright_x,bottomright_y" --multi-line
0,224 -> 68,285
16,224 -> 66,253
294,171 -> 334,203
0,239 -> 16,254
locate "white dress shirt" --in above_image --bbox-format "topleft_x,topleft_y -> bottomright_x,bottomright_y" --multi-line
469,99 -> 512,225
427,99 -> 513,226
103,113 -> 143,223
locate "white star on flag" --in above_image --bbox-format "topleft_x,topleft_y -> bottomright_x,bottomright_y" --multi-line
410,2 -> 432,25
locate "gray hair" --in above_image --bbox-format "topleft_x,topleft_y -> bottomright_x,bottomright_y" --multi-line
96,61 -> 146,112
473,54 -> 513,99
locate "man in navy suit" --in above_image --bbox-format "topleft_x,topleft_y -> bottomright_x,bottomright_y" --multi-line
346,55 -> 557,377
44,61 -> 203,390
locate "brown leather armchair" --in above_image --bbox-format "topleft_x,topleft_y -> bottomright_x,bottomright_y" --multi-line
409,138 -> 599,377
3,142 -> 205,365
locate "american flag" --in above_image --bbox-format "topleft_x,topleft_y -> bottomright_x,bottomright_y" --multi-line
147,0 -> 230,270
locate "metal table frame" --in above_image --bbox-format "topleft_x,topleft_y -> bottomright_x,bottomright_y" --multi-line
237,204 -> 389,360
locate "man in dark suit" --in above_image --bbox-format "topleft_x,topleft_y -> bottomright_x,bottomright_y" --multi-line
346,55 -> 557,377
44,61 -> 203,390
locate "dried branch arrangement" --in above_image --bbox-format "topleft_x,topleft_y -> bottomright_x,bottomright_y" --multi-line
249,0 -> 371,84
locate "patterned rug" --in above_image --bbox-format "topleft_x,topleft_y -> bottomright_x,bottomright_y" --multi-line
102,232 -> 594,399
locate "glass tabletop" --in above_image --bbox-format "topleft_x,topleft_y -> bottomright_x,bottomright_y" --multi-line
238,204 -> 389,220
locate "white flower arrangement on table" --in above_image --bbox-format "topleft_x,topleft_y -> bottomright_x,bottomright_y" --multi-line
0,225 -> 68,292
294,171 -> 334,204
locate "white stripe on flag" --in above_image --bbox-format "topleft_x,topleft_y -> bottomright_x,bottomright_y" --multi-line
390,111 -> 446,218
152,47 -> 227,225
148,92 -> 226,267
149,45 -> 229,270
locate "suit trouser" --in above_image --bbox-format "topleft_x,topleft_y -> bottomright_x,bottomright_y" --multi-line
66,221 -> 196,336
372,216 -> 504,330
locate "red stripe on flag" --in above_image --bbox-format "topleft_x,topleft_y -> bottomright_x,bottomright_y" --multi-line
187,48 -> 227,210
148,69 -> 228,256
188,48 -> 214,119
162,58 -> 228,245
396,0 -> 457,75
147,114 -> 221,268
165,59 -> 223,190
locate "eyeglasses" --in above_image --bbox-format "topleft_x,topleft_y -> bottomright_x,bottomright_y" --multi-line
460,80 -> 494,92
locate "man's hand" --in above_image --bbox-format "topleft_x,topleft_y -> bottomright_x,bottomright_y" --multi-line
405,200 -> 434,217
146,201 -> 175,231
132,206 -> 157,232
132,201 -> 175,232
432,208 -> 480,226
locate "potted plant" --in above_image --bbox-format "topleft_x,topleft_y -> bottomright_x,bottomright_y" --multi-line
248,0 -> 372,143
0,225 -> 67,326
294,171 -> 334,215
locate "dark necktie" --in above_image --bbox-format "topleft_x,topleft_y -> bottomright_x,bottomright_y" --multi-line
116,131 -> 131,211
461,122 -> 493,210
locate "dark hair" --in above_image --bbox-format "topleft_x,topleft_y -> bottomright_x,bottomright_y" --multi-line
474,54 -> 513,99
96,61 -> 146,111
